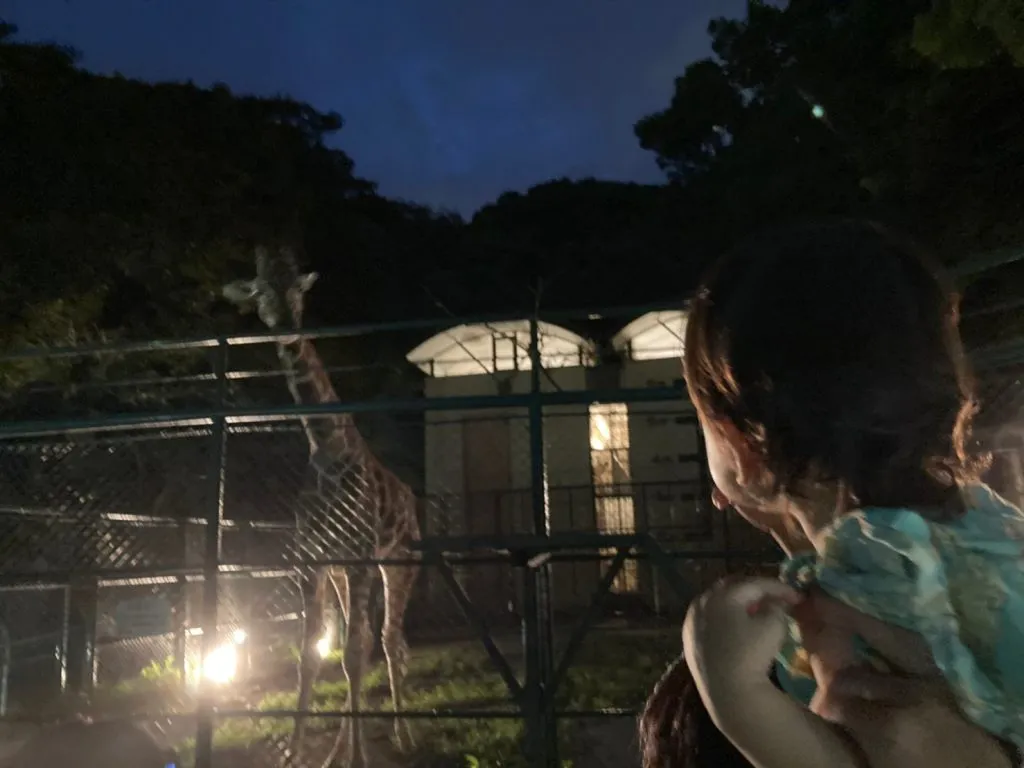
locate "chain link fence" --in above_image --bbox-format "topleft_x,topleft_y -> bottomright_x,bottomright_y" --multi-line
1,305 -> 1020,768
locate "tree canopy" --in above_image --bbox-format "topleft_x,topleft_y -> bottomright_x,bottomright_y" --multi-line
1,2 -> 1022,410
913,0 -> 1024,67
634,0 -> 1024,261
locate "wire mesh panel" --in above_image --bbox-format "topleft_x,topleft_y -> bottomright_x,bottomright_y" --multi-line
0,427 -> 214,573
12,302 -> 992,767
0,425 -> 221,727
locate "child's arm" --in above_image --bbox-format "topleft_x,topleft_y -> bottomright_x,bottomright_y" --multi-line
683,578 -> 864,768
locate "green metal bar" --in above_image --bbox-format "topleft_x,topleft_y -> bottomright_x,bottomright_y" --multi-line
0,301 -> 684,364
194,342 -> 228,768
525,313 -> 557,766
519,558 -> 546,766
431,556 -> 524,703
963,296 -> 1024,319
0,251 -> 1018,365
643,537 -> 698,604
414,531 -> 650,553
0,622 -> 8,716
0,385 -> 685,439
546,548 -> 629,706
3,707 -> 640,725
6,361 -> 403,398
0,544 -> 776,590
973,338 -> 1024,370
215,708 -> 524,720
951,246 -> 1024,281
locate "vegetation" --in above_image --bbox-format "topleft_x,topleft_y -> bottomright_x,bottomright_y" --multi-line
1,2 -> 1022,398
61,630 -> 676,767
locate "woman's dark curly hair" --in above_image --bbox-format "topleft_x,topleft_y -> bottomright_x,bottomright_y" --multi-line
639,656 -> 750,768
683,218 -> 985,517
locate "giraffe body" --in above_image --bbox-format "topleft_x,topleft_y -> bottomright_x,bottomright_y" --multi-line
224,246 -> 420,768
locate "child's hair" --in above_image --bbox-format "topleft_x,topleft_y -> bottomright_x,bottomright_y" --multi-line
683,218 -> 983,516
639,656 -> 750,768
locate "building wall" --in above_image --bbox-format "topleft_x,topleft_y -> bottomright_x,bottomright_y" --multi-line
421,366 -> 593,617
418,359 -> 776,623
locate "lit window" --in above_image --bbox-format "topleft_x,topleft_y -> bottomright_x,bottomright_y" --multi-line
589,403 -> 638,593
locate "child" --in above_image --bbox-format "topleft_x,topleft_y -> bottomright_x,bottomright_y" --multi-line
679,219 -> 1024,768
640,654 -> 755,768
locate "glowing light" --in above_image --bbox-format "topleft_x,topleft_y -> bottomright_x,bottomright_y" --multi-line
232,629 -> 247,645
590,414 -> 611,451
316,634 -> 332,659
811,104 -> 826,120
203,644 -> 238,685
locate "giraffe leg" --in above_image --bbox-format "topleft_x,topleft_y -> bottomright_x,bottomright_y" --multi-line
289,568 -> 326,766
380,557 -> 419,750
332,568 -> 349,641
324,567 -> 373,768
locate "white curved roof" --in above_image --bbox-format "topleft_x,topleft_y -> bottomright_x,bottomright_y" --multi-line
611,310 -> 687,361
407,320 -> 596,378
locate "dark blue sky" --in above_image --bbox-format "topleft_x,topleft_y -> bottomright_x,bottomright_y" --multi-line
2,0 -> 742,215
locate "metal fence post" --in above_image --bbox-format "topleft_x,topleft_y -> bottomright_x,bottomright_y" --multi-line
0,621 -> 9,716
172,514 -> 189,682
64,578 -> 98,696
195,340 -> 229,768
60,586 -> 71,694
525,314 -> 557,766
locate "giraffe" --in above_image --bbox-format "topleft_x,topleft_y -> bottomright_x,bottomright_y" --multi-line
223,245 -> 420,768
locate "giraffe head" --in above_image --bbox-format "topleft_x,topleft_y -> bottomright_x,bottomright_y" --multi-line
223,245 -> 319,329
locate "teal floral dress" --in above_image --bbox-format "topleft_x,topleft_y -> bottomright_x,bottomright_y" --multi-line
776,485 -> 1024,748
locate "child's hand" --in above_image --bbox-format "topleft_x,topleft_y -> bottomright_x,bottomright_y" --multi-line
683,577 -> 802,694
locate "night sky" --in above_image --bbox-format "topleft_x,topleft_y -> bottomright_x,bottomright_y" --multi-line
2,0 -> 743,215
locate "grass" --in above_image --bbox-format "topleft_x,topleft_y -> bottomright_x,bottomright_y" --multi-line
67,627 -> 681,767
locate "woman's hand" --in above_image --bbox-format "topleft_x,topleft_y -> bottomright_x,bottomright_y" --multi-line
794,588 -> 1016,768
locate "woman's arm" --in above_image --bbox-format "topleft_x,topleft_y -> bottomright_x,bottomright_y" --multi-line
700,676 -> 864,768
797,589 -> 1016,768
683,578 -> 863,768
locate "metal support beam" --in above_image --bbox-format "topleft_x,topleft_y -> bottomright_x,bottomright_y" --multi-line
194,342 -> 228,768
0,386 -> 686,440
525,313 -> 558,766
546,548 -> 628,704
431,556 -> 523,703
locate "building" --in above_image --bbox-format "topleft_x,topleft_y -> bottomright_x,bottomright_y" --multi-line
406,312 -> 770,621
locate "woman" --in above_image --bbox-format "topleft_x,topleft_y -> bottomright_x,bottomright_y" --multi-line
639,492 -> 1020,768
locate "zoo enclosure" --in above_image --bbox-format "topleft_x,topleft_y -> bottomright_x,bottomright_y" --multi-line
0,264 -> 1021,766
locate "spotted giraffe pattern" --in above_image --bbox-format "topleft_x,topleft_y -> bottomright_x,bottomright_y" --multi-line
224,245 -> 421,768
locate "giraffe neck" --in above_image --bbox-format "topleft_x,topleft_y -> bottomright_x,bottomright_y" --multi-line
277,337 -> 363,459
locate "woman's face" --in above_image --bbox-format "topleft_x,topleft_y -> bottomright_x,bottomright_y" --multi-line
699,414 -> 795,540
700,415 -> 778,511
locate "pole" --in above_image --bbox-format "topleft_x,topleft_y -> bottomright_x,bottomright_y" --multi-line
525,312 -> 557,766
0,621 -> 9,716
195,341 -> 228,768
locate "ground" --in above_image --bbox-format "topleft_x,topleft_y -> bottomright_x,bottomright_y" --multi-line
27,624 -> 680,768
